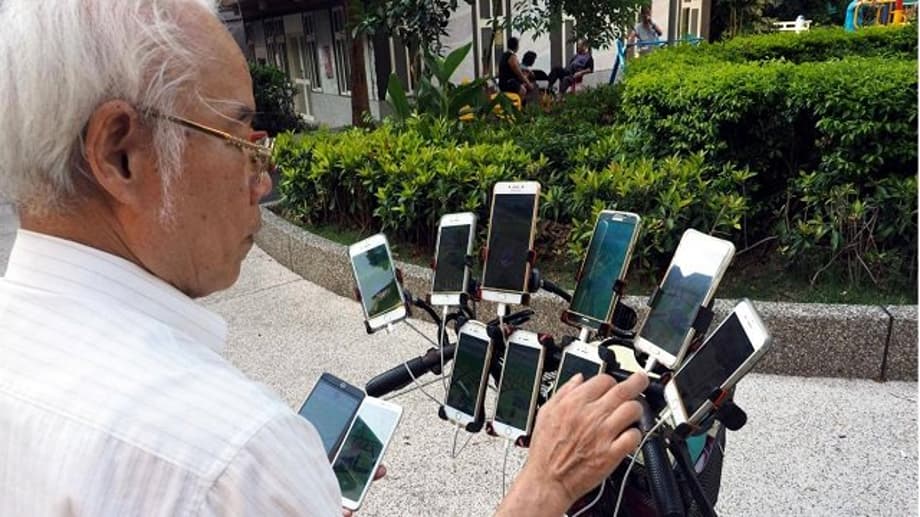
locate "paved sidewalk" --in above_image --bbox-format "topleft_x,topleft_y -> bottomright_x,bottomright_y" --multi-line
1,209 -> 917,516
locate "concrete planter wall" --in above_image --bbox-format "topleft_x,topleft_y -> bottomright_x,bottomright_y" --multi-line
256,207 -> 918,381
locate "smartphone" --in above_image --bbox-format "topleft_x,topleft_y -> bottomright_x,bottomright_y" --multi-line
297,373 -> 366,461
444,321 -> 493,426
430,212 -> 477,306
664,299 -> 772,427
635,229 -> 736,370
553,340 -> 605,396
566,211 -> 641,329
332,396 -> 403,511
480,181 -> 541,305
349,234 -> 407,331
491,330 -> 546,440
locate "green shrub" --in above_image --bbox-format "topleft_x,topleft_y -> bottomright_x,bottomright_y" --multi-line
274,116 -> 751,275
249,62 -> 307,135
632,25 -> 917,76
566,154 -> 753,273
622,53 -> 917,285
719,25 -> 918,63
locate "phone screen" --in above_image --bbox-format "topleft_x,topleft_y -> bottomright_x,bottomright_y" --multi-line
433,224 -> 471,293
494,343 -> 542,431
446,331 -> 491,416
675,313 -> 754,416
353,243 -> 402,319
640,236 -> 729,356
298,377 -> 364,460
483,193 -> 536,292
332,401 -> 400,504
569,215 -> 637,326
556,352 -> 601,391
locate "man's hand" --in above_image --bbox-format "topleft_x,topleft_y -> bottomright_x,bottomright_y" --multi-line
495,372 -> 649,516
341,465 -> 387,517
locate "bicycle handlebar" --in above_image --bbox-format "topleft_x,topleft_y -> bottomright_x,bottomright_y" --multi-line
365,344 -> 456,397
638,397 -> 686,517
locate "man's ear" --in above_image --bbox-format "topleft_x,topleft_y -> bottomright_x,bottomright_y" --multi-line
83,100 -> 156,208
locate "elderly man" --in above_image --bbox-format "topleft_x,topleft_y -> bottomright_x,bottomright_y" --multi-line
0,1 -> 648,515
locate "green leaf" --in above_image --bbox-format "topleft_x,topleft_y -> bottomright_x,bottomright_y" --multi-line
386,73 -> 411,121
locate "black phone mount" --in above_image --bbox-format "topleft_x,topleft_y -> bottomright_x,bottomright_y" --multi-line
476,246 -> 538,305
561,268 -> 635,339
428,255 -> 479,308
642,286 -> 716,375
483,331 -> 561,447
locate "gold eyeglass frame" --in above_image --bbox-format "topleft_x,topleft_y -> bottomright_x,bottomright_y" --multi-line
146,110 -> 274,173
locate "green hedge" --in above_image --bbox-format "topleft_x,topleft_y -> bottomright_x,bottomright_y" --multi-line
622,51 -> 917,284
631,25 -> 918,75
274,119 -> 751,272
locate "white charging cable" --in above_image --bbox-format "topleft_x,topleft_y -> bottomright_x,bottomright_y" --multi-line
612,409 -> 672,517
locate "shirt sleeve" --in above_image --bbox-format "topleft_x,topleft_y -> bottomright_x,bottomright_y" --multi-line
197,411 -> 342,517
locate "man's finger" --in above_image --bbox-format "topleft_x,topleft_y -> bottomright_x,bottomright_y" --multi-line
373,465 -> 387,481
568,373 -> 617,404
589,371 -> 648,412
554,372 -> 584,399
606,427 -> 643,466
598,399 -> 644,438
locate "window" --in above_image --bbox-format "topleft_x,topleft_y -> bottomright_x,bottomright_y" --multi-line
331,7 -> 352,95
264,18 -> 288,73
301,13 -> 322,90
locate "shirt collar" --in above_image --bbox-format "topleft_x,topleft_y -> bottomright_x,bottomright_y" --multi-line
3,229 -> 228,353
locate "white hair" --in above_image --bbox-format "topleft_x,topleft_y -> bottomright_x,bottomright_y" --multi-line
0,0 -> 219,215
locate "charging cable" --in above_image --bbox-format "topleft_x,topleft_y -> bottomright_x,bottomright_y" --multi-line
439,305 -> 450,396
501,438 -> 513,498
643,356 -> 658,373
568,409 -> 672,517
612,409 -> 672,517
450,422 -> 476,459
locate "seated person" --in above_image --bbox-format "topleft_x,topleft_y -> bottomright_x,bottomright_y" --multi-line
547,41 -> 594,95
521,50 -> 548,82
497,36 -> 534,98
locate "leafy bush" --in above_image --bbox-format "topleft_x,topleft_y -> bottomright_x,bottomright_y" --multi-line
622,49 -> 917,284
719,25 -> 918,62
631,25 -> 918,75
249,62 -> 307,135
274,117 -> 752,275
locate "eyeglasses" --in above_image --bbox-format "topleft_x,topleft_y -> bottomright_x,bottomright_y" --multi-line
147,110 -> 274,177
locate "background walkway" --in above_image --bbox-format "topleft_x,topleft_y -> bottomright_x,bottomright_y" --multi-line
1,203 -> 916,515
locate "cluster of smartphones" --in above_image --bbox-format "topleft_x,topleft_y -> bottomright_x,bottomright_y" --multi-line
297,373 -> 403,511
349,181 -> 542,331
442,297 -> 771,439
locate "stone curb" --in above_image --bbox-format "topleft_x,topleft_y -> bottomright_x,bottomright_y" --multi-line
256,207 -> 918,381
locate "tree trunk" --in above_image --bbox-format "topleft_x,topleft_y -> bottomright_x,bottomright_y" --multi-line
345,0 -> 371,126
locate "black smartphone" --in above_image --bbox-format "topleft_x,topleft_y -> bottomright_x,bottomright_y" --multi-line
480,181 -> 541,305
297,372 -> 366,461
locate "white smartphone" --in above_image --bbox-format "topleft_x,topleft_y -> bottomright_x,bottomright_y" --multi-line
348,234 -> 407,331
332,396 -> 403,511
430,212 -> 477,306
444,320 -> 494,426
297,372 -> 366,461
491,330 -> 546,440
635,229 -> 736,369
553,340 -> 605,396
566,211 -> 641,330
664,299 -> 772,427
480,181 -> 541,305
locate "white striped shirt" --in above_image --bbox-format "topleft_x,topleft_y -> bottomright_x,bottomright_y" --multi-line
0,230 -> 341,516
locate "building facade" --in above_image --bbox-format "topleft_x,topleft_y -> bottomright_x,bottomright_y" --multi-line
221,0 -> 708,127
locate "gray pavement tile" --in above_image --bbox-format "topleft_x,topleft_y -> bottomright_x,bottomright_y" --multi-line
199,246 -> 302,305
203,246 -> 919,517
